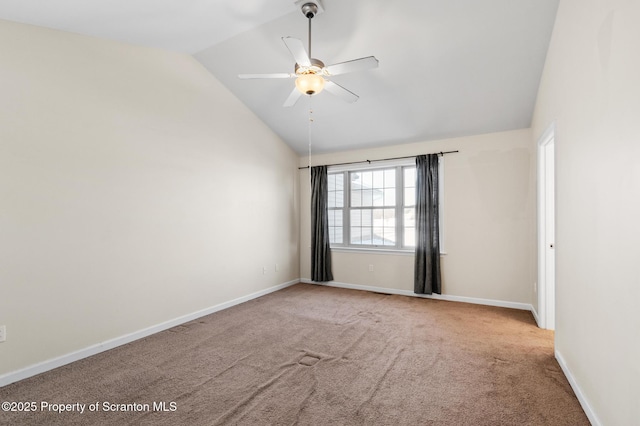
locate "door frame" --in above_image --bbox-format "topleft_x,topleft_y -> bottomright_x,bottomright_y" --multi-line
537,122 -> 556,330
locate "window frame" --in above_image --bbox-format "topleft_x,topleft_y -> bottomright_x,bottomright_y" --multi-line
327,157 -> 445,255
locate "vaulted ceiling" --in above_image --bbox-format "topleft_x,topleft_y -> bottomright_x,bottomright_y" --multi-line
0,0 -> 559,154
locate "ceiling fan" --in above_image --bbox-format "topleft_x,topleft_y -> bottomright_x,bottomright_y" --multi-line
238,0 -> 379,107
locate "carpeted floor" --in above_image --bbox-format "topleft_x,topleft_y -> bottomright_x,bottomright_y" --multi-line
0,283 -> 589,425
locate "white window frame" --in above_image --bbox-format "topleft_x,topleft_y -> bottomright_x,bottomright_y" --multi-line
328,157 -> 445,255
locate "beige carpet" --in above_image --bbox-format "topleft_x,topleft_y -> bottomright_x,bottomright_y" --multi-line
0,283 -> 589,425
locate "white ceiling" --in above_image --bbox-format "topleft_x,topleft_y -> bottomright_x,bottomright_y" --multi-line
0,0 -> 559,155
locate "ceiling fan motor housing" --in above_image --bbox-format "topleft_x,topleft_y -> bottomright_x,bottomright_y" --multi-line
295,58 -> 325,75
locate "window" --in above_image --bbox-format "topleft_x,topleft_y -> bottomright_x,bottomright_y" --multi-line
327,158 -> 444,252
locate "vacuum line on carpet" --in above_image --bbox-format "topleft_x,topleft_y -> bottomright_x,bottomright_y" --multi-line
356,346 -> 405,413
210,368 -> 293,425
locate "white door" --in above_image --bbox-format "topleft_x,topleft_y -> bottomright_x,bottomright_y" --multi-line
538,124 -> 556,330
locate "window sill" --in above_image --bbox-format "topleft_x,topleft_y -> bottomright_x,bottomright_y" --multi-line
330,247 -> 448,256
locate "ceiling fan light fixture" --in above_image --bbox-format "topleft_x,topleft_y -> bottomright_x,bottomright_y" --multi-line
295,73 -> 325,95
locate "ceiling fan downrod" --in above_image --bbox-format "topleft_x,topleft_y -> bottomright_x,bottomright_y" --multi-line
301,2 -> 319,59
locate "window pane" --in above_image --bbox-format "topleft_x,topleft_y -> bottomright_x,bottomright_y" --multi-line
361,209 -> 372,227
404,167 -> 416,209
351,188 -> 361,207
384,228 -> 396,245
362,189 -> 373,207
384,188 -> 396,206
372,188 -> 384,206
404,167 -> 415,185
404,208 -> 415,228
370,227 -> 381,245
404,227 -> 415,247
334,211 -> 343,227
351,210 -> 361,226
329,173 -> 344,209
385,169 -> 395,188
372,208 -> 384,226
362,226 -> 374,245
371,189 -> 384,206
328,209 -> 343,246
373,170 -> 384,188
361,171 -> 373,188
351,227 -> 362,244
404,188 -> 415,206
334,227 -> 343,244
383,208 -> 396,223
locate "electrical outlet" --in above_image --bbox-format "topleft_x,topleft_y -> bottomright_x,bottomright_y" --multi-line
534,282 -> 537,292
275,264 -> 279,272
0,325 -> 6,343
368,264 -> 374,272
262,267 -> 267,275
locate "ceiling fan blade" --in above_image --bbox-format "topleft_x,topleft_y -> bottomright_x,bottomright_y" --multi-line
324,80 -> 359,103
324,56 -> 379,76
282,37 -> 311,67
283,87 -> 303,107
238,73 -> 295,79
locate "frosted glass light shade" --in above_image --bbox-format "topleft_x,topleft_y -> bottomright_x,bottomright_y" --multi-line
295,73 -> 325,95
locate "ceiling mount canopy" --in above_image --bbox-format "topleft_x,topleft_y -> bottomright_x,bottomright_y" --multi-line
300,2 -> 319,19
238,0 -> 379,107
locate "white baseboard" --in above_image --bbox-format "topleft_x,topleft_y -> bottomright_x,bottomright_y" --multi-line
0,279 -> 299,388
301,279 -> 533,311
530,305 -> 541,327
555,349 -> 601,426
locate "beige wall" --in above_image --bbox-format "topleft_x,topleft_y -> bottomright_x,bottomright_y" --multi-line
0,20 -> 299,377
531,0 -> 640,424
300,129 -> 536,305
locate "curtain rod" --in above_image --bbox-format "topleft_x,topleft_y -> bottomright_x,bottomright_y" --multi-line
298,150 -> 459,170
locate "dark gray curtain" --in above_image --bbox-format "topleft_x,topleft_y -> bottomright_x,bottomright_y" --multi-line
311,166 -> 334,282
414,154 -> 441,294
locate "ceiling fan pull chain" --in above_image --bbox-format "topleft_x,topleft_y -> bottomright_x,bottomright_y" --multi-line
308,99 -> 313,193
